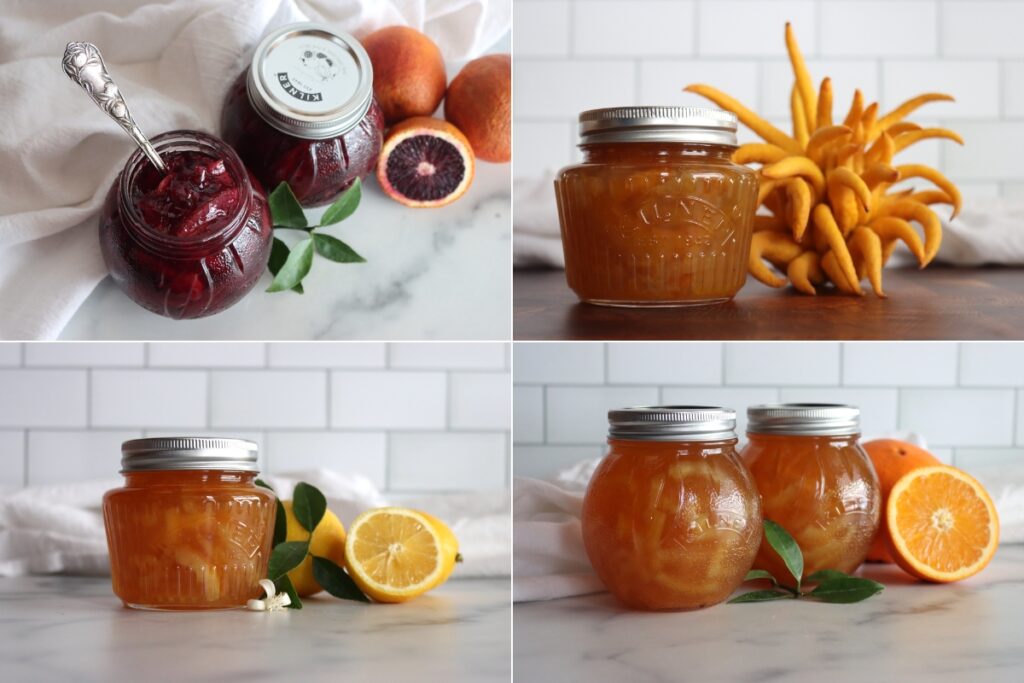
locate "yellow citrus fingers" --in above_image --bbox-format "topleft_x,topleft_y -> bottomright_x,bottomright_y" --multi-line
826,180 -> 860,234
878,200 -> 943,265
749,231 -> 802,287
805,125 -> 852,163
871,216 -> 926,266
762,156 -> 825,196
895,164 -> 963,218
830,167 -> 872,210
910,190 -> 956,208
893,127 -> 965,153
785,22 -> 817,131
734,143 -> 789,165
812,204 -> 859,288
861,102 -> 880,142
784,178 -> 813,241
787,250 -> 824,295
865,131 -> 896,165
862,162 -> 900,189
850,226 -> 886,297
791,85 -> 809,148
757,177 -> 779,207
821,249 -> 864,295
877,93 -> 955,131
754,213 -> 788,232
886,121 -> 921,136
843,89 -> 864,128
684,84 -> 802,153
817,77 -> 833,129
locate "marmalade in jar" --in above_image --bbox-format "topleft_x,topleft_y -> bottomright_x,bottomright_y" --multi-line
741,405 -> 881,582
581,407 -> 762,610
555,107 -> 759,307
103,438 -> 276,610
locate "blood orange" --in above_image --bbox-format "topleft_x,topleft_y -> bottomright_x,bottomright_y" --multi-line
376,117 -> 475,208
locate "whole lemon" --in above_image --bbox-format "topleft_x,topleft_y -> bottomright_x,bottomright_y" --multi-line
282,500 -> 347,597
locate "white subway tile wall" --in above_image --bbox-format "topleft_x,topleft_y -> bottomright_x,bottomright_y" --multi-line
0,343 -> 509,493
514,0 -> 1019,198
514,342 -> 1024,480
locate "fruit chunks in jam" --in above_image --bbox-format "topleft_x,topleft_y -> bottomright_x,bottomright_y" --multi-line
132,152 -> 238,238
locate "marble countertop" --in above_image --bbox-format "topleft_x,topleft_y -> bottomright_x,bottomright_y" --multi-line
0,576 -> 510,682
514,545 -> 1024,683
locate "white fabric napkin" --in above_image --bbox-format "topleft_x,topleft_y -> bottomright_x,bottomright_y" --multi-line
0,0 -> 511,340
513,433 -> 1024,603
0,469 -> 511,578
513,171 -> 1024,270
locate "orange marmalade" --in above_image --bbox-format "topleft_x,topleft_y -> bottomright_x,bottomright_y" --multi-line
103,438 -> 276,610
554,107 -> 758,307
741,405 -> 881,581
581,407 -> 762,610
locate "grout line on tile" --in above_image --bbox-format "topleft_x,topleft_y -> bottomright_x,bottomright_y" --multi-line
22,429 -> 29,487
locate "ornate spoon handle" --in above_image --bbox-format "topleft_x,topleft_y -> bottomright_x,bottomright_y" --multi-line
62,41 -> 166,173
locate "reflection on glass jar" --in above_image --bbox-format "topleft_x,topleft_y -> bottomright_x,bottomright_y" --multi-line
741,404 -> 881,580
99,130 -> 272,319
221,23 -> 384,207
581,407 -> 762,610
103,438 -> 276,610
555,107 -> 759,307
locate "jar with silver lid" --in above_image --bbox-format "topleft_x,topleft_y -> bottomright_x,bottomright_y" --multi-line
220,22 -> 385,206
580,406 -> 762,610
554,106 -> 760,307
740,404 -> 881,582
102,437 -> 277,610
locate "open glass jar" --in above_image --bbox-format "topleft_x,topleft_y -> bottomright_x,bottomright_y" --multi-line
99,130 -> 273,319
581,406 -> 762,610
741,404 -> 881,581
102,437 -> 276,610
554,107 -> 759,306
221,22 -> 384,207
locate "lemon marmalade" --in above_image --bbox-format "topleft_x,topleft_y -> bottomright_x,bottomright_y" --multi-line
581,407 -> 762,610
103,438 -> 276,610
554,107 -> 759,307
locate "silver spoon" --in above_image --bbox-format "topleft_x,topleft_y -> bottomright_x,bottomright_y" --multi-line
61,41 -> 167,173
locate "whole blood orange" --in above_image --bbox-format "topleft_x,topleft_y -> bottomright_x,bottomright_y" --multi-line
887,465 -> 999,582
376,117 -> 475,208
863,439 -> 942,563
444,54 -> 511,163
362,26 -> 446,125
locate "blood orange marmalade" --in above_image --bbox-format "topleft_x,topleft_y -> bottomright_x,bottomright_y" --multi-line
103,438 -> 276,610
580,407 -> 762,610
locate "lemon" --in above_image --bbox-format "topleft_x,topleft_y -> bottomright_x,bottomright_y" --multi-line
344,507 -> 460,603
282,500 -> 347,597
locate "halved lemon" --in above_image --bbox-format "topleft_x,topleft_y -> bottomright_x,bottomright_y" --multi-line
887,465 -> 999,583
344,507 -> 445,603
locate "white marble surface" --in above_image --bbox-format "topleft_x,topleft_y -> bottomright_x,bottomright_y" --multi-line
59,161 -> 510,340
0,576 -> 510,682
514,545 -> 1024,683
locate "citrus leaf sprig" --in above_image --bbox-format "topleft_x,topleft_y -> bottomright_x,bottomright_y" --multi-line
255,479 -> 369,608
728,519 -> 884,604
266,180 -> 367,294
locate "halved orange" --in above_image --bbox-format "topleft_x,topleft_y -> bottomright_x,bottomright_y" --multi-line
376,117 -> 475,208
887,465 -> 999,583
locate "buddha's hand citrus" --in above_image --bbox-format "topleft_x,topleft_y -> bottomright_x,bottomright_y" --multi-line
344,507 -> 461,603
282,500 -> 348,597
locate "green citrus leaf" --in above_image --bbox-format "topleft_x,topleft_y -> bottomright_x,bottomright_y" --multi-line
744,569 -> 778,585
313,233 -> 366,263
727,589 -> 793,604
268,182 -> 308,229
806,577 -> 884,603
255,478 -> 274,492
311,556 -> 371,603
267,541 -> 309,580
318,178 -> 361,226
763,519 -> 804,591
274,574 -> 303,610
272,498 -> 287,547
292,482 -> 327,534
805,569 -> 849,584
268,238 -> 304,294
267,237 -> 314,292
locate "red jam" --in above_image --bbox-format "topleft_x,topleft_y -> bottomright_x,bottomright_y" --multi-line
99,130 -> 272,319
220,71 -> 384,207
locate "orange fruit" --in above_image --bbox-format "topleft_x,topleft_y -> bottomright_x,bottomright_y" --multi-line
444,54 -> 511,163
376,117 -> 475,208
362,26 -> 447,125
887,465 -> 999,583
863,439 -> 942,562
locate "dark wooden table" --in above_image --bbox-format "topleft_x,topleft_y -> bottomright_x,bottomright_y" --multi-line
514,266 -> 1024,340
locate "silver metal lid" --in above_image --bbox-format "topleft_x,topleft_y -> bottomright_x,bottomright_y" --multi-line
608,406 -> 737,441
246,22 -> 374,140
579,106 -> 738,145
121,437 -> 260,472
747,404 -> 861,436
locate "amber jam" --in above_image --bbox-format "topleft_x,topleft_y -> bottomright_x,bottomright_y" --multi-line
555,107 -> 759,307
221,23 -> 384,207
581,407 -> 762,610
741,405 -> 881,581
102,438 -> 276,610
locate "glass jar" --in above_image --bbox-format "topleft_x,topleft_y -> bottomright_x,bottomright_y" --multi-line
581,406 -> 762,610
99,130 -> 272,319
555,106 -> 759,307
221,23 -> 384,207
741,404 -> 881,581
102,438 -> 276,610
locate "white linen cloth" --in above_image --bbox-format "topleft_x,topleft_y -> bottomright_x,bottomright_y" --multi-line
0,0 -> 511,340
513,433 -> 1024,603
513,172 -> 1024,270
0,469 -> 510,578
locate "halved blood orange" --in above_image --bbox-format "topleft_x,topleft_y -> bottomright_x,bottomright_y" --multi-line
887,465 -> 999,583
376,117 -> 475,208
